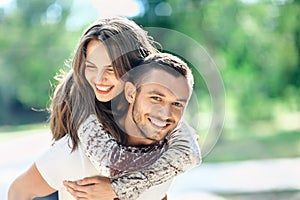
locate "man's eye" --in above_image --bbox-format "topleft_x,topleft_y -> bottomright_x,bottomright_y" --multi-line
173,102 -> 183,108
151,96 -> 161,101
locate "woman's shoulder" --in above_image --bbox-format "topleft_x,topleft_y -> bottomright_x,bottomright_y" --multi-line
80,114 -> 103,129
78,114 -> 106,137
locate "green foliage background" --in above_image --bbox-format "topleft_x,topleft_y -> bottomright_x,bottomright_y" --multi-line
0,0 -> 299,160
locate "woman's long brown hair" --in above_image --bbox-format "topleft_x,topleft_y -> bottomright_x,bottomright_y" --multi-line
49,17 -> 159,151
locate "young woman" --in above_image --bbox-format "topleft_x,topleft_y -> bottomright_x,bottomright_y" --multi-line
8,17 -> 201,200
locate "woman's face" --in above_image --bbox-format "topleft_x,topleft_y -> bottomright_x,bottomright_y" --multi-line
85,40 -> 124,102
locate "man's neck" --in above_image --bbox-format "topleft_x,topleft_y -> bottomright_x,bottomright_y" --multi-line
127,135 -> 154,146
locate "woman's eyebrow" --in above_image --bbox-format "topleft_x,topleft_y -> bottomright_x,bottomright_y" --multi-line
85,60 -> 112,68
85,60 -> 96,66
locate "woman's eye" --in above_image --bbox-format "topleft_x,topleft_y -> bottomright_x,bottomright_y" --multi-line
86,65 -> 96,69
106,67 -> 114,73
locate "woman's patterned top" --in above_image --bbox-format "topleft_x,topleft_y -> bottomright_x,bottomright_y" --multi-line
78,114 -> 201,200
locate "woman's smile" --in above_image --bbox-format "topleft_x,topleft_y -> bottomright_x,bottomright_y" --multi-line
95,84 -> 114,94
85,40 -> 123,102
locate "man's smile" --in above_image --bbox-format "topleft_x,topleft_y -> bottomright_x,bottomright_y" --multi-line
148,117 -> 170,130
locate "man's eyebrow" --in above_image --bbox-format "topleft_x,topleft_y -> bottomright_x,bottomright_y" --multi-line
149,90 -> 166,97
149,90 -> 188,103
176,98 -> 188,103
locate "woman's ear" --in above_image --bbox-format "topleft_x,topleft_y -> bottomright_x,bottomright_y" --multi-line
124,82 -> 136,103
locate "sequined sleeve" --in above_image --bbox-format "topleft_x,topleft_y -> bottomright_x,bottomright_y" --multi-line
78,114 -> 167,177
111,120 -> 201,200
78,115 -> 201,200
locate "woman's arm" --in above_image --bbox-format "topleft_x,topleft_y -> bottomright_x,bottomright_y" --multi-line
79,115 -> 201,200
8,164 -> 56,200
78,114 -> 167,177
111,121 -> 201,199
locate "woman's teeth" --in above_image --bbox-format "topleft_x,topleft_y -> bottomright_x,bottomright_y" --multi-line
96,85 -> 112,92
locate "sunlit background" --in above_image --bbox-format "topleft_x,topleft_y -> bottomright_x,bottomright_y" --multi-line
0,0 -> 299,199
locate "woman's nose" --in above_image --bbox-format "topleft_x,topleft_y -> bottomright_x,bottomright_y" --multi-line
96,68 -> 105,82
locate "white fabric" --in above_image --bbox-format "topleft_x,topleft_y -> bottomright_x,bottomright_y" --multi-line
35,135 -> 172,200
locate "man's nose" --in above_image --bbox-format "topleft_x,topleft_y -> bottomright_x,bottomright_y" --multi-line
157,104 -> 172,120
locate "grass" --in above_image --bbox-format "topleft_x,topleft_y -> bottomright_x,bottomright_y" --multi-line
219,190 -> 300,200
1,120 -> 299,163
0,123 -> 49,142
202,123 -> 300,162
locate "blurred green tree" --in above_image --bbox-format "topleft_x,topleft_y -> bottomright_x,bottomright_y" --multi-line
0,0 -> 79,124
135,0 -> 300,124
0,0 -> 299,128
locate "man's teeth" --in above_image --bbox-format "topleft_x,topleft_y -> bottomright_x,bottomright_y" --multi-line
96,85 -> 112,91
150,118 -> 167,127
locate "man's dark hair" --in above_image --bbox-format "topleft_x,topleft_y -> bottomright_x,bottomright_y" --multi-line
125,53 -> 194,90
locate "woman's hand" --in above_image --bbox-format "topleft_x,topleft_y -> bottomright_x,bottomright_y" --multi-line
63,176 -> 118,200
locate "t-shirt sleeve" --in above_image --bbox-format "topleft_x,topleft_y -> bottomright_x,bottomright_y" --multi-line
35,135 -> 84,190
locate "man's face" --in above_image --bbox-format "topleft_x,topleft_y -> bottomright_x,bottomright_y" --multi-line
129,69 -> 190,143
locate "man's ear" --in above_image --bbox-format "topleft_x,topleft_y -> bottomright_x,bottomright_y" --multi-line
124,82 -> 136,103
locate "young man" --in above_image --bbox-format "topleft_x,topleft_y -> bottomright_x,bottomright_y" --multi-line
9,53 -> 200,200
63,53 -> 198,200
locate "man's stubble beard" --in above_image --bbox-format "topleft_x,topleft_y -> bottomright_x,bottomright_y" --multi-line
131,95 -> 158,142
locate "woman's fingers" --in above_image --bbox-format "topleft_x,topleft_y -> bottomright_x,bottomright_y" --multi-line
76,176 -> 108,185
63,180 -> 88,199
63,177 -> 117,200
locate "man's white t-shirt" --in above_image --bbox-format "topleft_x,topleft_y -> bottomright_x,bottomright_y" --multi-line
35,135 -> 172,200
